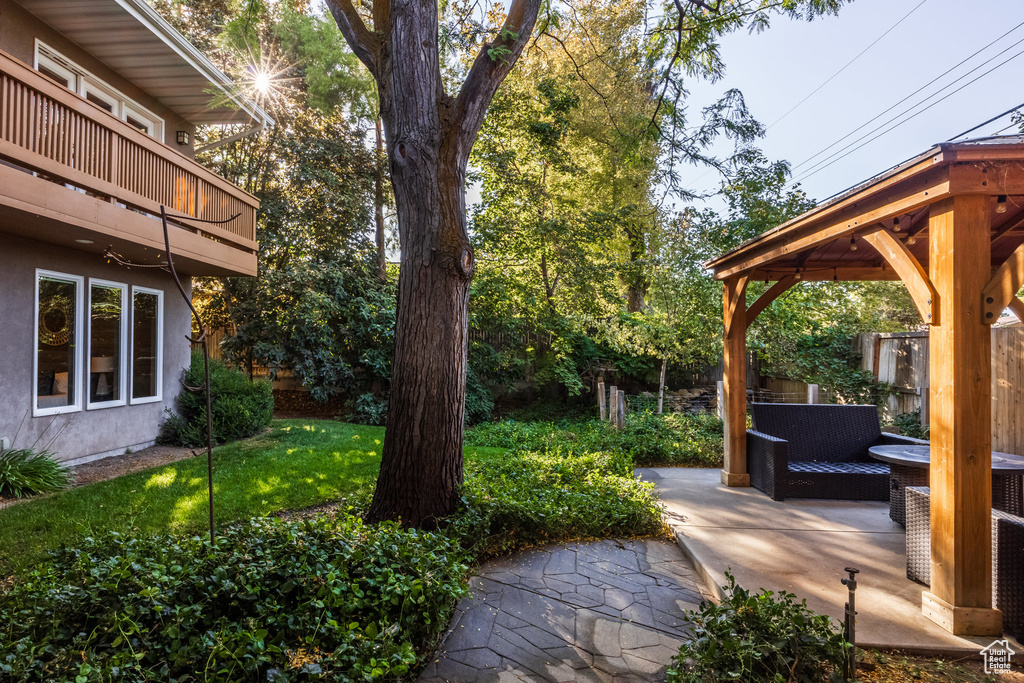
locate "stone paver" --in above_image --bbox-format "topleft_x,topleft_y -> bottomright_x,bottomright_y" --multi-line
418,539 -> 708,683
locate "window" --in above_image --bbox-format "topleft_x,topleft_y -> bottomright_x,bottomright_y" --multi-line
35,42 -> 165,141
131,287 -> 163,403
34,270 -> 83,416
87,280 -> 127,409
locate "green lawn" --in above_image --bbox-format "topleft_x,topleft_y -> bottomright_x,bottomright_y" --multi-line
0,419 -> 506,576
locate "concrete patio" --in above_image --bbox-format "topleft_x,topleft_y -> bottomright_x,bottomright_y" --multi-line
641,466 -> 1023,655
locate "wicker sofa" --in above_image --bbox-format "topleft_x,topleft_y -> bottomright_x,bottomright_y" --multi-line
906,486 -> 1023,641
747,403 -> 928,502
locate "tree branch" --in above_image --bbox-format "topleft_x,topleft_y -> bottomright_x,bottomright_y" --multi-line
448,0 -> 543,166
325,0 -> 381,80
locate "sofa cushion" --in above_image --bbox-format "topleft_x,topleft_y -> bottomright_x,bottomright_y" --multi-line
789,461 -> 889,475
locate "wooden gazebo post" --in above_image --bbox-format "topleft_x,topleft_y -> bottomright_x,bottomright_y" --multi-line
923,195 -> 1001,635
722,275 -> 749,486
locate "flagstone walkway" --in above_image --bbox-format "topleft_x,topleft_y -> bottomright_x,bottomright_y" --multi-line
418,539 -> 709,683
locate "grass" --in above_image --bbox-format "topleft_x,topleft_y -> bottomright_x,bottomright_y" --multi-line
0,419 -> 506,576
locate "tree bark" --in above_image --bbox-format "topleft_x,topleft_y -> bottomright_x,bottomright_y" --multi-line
328,0 -> 541,527
374,117 -> 388,281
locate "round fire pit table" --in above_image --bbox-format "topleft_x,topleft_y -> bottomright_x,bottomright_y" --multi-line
868,444 -> 1024,525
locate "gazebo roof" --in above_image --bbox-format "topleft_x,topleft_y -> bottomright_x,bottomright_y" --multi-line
706,136 -> 1024,284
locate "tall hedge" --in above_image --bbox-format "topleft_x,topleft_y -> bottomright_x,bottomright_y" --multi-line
159,352 -> 273,447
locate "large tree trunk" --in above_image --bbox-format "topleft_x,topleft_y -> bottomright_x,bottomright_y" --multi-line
365,124 -> 473,526
328,0 -> 540,528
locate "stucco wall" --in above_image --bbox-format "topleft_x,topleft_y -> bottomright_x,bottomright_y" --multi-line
0,0 -> 196,155
0,232 -> 191,465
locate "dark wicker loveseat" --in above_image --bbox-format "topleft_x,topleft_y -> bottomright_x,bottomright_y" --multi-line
747,403 -> 927,501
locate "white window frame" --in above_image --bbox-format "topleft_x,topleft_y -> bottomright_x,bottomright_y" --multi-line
86,279 -> 129,410
34,41 -> 166,141
35,51 -> 77,90
33,269 -> 84,417
129,286 -> 164,405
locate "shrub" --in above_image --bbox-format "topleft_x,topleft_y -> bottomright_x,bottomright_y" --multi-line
159,352 -> 273,447
346,392 -> 389,425
465,412 -> 724,467
454,448 -> 665,557
0,516 -> 467,682
893,410 -> 929,439
0,448 -> 72,498
666,572 -> 847,683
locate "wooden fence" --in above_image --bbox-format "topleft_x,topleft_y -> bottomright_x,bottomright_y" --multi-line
857,327 -> 1024,455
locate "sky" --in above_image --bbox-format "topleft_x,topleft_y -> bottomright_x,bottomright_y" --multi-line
681,0 -> 1024,207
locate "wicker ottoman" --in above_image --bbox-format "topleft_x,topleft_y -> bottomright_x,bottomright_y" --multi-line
905,486 -> 1024,641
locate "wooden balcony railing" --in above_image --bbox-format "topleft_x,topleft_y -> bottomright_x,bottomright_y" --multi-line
0,49 -> 257,252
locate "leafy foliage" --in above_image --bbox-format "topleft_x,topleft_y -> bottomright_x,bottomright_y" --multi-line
0,448 -> 71,498
785,325 -> 890,405
0,516 -> 467,682
455,448 -> 665,557
466,412 -> 723,467
159,352 -> 273,448
0,419 -> 669,682
893,410 -> 929,439
666,572 -> 847,683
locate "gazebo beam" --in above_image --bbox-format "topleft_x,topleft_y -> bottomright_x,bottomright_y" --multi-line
861,228 -> 938,324
722,275 -> 749,487
713,166 -> 949,280
749,267 -> 901,282
745,275 -> 798,325
924,194 -> 1002,636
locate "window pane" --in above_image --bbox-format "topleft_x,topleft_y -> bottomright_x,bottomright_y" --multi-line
90,284 -> 123,404
126,116 -> 149,135
86,91 -> 115,113
37,277 -> 78,410
132,291 -> 160,399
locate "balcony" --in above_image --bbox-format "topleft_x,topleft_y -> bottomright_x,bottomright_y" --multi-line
0,50 -> 257,276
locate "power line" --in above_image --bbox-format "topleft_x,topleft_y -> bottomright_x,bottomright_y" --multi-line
947,101 -> 1024,141
765,0 -> 929,132
791,44 -> 1024,186
677,1 -> 931,193
793,18 -> 1024,172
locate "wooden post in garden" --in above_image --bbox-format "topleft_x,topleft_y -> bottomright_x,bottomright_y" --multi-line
722,275 -> 750,487
717,381 -> 725,421
616,390 -> 626,429
923,194 -> 1000,636
608,386 -> 618,425
657,358 -> 667,414
598,380 -> 606,421
807,384 -> 819,404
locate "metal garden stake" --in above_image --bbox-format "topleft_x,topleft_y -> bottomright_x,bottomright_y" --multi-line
841,566 -> 859,681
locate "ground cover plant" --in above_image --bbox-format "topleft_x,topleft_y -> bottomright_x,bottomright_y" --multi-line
0,448 -> 71,498
666,572 -> 847,683
466,410 -> 723,467
0,420 -> 502,576
0,517 -> 466,682
0,419 -> 665,681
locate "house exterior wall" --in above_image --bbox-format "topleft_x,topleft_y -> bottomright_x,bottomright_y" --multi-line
0,231 -> 191,465
0,0 -> 196,155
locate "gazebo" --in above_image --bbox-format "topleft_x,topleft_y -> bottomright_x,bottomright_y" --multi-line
706,136 -> 1024,637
